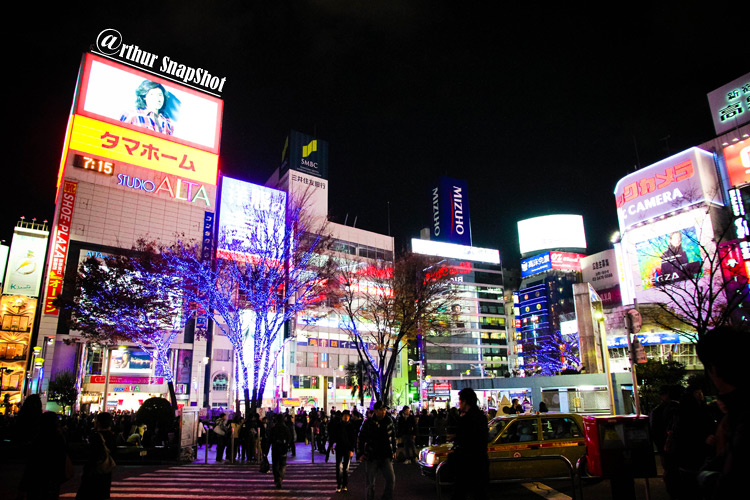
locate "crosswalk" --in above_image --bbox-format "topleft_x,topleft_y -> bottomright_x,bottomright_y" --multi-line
61,461 -> 359,500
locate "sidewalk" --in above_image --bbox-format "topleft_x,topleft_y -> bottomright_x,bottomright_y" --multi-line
193,438 -> 330,465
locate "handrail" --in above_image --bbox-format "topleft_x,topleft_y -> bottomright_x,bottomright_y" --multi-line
435,454 -> 580,500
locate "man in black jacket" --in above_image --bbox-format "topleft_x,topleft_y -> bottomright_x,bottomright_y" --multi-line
358,401 -> 397,500
451,388 -> 489,500
332,410 -> 358,492
397,405 -> 417,464
269,414 -> 292,488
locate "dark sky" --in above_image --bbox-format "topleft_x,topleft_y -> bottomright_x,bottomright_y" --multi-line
6,2 -> 747,267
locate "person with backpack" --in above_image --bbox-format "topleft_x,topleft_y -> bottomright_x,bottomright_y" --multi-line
269,413 -> 292,488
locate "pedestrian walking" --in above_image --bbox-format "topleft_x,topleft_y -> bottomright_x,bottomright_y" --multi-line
270,413 -> 292,489
357,401 -> 397,500
397,405 -> 417,464
448,387 -> 489,500
332,409 -> 358,492
76,412 -> 117,500
213,413 -> 229,462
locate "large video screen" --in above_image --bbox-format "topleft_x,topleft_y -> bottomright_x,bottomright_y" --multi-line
76,54 -> 223,154
217,177 -> 286,261
517,215 -> 586,255
635,227 -> 703,289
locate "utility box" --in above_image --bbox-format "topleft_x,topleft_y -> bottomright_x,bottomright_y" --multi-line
583,415 -> 656,478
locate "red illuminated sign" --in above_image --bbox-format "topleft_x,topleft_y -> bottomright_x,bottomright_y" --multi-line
723,142 -> 750,188
549,252 -> 585,271
44,181 -> 77,315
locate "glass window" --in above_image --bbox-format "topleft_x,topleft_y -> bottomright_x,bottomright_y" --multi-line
212,373 -> 228,391
501,419 -> 538,443
541,417 -> 582,440
306,352 -> 318,368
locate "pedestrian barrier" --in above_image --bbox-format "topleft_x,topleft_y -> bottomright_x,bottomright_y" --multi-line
435,454 -> 581,500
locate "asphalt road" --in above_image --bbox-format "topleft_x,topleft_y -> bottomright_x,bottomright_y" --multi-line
1,442 -> 671,500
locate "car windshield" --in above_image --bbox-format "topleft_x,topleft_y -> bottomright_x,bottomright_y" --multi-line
488,418 -> 509,443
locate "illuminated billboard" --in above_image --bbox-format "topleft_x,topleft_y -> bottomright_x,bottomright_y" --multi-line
67,115 -> 218,185
217,177 -> 286,261
520,251 -> 585,277
3,226 -> 49,297
581,249 -> 619,290
614,148 -> 722,231
723,140 -> 750,188
517,215 -> 586,255
430,177 -> 472,246
76,54 -> 223,154
44,181 -> 77,315
707,73 -> 750,136
411,238 -> 500,264
635,226 -> 702,290
281,130 -> 329,179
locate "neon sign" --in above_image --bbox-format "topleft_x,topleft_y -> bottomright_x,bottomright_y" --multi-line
116,174 -> 210,206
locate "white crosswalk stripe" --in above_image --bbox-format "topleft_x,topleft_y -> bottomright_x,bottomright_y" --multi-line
61,461 -> 359,500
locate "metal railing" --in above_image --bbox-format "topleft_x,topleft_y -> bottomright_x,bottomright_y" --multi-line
435,454 -> 581,500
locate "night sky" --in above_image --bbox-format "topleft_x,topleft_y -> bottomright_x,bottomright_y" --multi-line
7,2 -> 747,267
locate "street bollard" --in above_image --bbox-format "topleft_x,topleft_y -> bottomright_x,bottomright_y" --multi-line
204,425 -> 209,465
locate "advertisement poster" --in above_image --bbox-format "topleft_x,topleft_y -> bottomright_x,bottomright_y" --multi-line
636,227 -> 703,289
77,54 -> 223,154
3,228 -> 49,297
110,349 -> 152,374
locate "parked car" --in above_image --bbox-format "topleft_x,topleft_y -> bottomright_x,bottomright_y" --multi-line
417,412 -> 587,480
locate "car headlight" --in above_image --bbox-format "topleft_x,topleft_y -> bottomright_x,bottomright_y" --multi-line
426,451 -> 437,466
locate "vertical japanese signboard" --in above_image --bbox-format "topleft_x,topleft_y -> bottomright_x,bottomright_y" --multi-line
44,181 -> 77,315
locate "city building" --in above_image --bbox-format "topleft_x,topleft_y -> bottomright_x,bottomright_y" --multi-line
33,51 -> 223,412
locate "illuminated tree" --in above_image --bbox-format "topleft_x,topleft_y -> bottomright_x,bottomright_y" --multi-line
58,240 -> 190,408
334,253 -> 455,405
529,329 -> 581,376
170,189 -> 334,414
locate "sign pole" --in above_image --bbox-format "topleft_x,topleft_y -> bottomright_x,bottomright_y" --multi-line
625,307 -> 643,416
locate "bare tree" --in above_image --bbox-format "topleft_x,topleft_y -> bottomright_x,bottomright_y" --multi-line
636,209 -> 748,341
334,253 -> 455,405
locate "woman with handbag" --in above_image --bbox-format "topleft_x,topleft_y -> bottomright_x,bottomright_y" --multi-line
76,412 -> 116,500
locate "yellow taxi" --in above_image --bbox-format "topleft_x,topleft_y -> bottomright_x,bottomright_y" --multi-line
417,412 -> 587,480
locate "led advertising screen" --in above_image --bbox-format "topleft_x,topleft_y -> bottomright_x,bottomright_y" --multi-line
707,73 -> 750,136
722,140 -> 750,188
110,349 -> 152,374
635,226 -> 703,290
430,176 -> 472,246
217,177 -> 286,261
76,54 -> 223,154
3,227 -> 49,297
517,215 -> 586,255
411,238 -> 500,264
614,148 -> 722,231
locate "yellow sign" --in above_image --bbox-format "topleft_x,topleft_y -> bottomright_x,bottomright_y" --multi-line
68,115 -> 218,185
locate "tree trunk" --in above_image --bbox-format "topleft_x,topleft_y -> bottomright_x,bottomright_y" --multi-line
245,388 -> 252,416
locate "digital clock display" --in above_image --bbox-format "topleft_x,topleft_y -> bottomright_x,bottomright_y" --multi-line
73,154 -> 114,176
